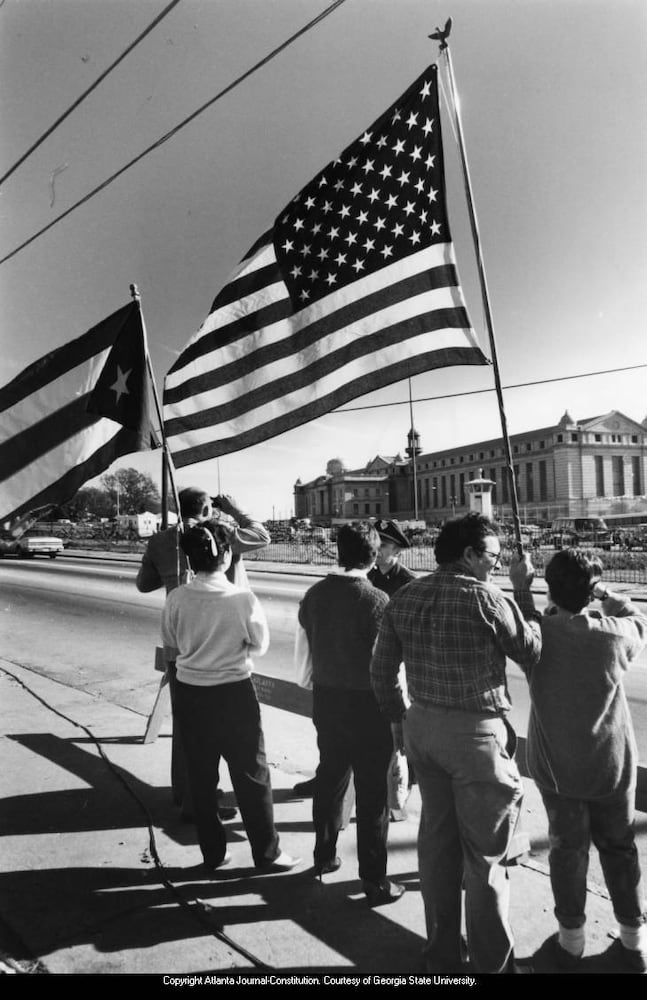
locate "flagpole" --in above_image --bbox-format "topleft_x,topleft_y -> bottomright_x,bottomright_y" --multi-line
432,27 -> 523,554
129,284 -> 182,530
408,378 -> 419,521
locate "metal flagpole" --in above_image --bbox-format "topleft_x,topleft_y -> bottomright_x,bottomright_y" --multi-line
129,284 -> 181,745
408,377 -> 420,521
430,21 -> 523,553
129,284 -> 182,530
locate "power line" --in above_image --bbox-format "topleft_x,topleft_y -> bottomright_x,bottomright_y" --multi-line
335,363 -> 647,412
0,0 -> 349,268
0,0 -> 183,188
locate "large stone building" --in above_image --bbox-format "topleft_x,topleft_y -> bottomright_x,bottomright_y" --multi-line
293,410 -> 647,526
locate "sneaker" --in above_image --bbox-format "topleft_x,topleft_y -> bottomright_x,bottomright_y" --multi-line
257,851 -> 302,873
362,878 -> 406,906
548,934 -> 582,971
606,938 -> 647,974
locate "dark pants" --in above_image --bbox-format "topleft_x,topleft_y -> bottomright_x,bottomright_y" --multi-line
540,786 -> 646,929
312,684 -> 393,883
168,662 -> 192,810
174,677 -> 279,868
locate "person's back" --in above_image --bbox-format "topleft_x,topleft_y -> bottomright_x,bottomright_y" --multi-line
372,563 -> 540,718
137,524 -> 187,594
522,548 -> 647,972
164,576 -> 268,687
370,513 -> 540,974
298,521 -> 404,905
528,599 -> 646,798
161,521 -> 298,874
300,574 -> 388,690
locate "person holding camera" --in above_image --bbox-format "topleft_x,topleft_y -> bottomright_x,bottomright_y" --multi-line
523,549 -> 647,972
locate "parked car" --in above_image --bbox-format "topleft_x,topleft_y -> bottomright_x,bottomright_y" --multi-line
0,531 -> 65,559
550,517 -> 612,550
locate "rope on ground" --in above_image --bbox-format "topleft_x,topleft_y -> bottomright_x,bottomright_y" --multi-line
0,660 -> 272,970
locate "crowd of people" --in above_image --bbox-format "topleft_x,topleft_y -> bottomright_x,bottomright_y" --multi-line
136,493 -> 647,975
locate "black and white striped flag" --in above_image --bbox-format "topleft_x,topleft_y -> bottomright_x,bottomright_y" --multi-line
164,64 -> 487,468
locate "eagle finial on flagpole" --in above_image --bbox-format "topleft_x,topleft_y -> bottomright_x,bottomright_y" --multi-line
428,16 -> 452,51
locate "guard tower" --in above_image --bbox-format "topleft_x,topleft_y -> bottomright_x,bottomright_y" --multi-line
466,468 -> 495,518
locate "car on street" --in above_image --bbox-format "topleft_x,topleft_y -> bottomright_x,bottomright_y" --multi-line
0,531 -> 65,559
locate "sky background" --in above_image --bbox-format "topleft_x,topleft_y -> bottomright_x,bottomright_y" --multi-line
2,0 -> 646,521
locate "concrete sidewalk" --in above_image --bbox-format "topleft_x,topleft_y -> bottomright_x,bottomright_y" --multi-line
1,657 -> 646,980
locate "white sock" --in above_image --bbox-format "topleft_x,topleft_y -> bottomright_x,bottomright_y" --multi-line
618,923 -> 647,952
558,924 -> 585,957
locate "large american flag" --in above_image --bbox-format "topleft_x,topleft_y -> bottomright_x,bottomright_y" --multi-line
164,63 -> 488,468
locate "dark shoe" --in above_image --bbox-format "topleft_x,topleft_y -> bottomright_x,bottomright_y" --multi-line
505,957 -> 534,974
362,878 -> 406,906
605,938 -> 647,974
314,856 -> 342,879
547,934 -> 582,971
256,851 -> 302,873
389,808 -> 408,822
291,777 -> 316,797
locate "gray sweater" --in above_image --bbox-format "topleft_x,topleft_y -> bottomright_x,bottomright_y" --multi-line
523,595 -> 647,799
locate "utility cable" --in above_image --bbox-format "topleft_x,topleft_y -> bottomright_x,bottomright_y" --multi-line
0,661 -> 272,970
0,0 -> 349,268
0,0 -> 183,188
336,363 -> 647,413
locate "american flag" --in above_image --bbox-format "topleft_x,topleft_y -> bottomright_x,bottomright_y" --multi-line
164,63 -> 487,468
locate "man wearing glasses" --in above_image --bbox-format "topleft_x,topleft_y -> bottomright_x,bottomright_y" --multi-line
370,512 -> 541,975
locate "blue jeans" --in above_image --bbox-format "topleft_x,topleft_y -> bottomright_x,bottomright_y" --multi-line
405,703 -> 523,974
539,786 -> 646,929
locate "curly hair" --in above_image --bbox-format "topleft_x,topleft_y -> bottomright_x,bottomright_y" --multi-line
434,512 -> 498,566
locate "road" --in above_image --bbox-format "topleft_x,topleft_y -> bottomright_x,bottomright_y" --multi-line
1,554 -> 647,762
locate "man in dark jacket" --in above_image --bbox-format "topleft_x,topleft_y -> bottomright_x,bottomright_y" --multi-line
297,522 -> 405,906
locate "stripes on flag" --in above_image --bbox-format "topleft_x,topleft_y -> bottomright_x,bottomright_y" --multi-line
0,301 -> 155,523
164,64 -> 488,468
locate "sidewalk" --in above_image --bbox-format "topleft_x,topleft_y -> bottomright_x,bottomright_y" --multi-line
1,657 -> 645,980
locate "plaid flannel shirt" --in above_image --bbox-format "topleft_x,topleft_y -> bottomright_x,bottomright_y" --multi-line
370,565 -> 542,722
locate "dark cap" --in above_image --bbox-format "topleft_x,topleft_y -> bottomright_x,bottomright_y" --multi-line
374,519 -> 410,549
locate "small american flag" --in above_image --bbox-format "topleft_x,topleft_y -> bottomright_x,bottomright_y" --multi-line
164,63 -> 487,468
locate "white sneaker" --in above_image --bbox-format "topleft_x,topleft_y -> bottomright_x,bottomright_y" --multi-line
257,851 -> 302,872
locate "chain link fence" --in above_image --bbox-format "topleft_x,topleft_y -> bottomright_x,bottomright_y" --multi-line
246,540 -> 647,586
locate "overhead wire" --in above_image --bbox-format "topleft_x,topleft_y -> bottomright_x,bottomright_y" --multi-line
0,0 -> 184,188
0,0 -> 349,268
335,363 -> 647,413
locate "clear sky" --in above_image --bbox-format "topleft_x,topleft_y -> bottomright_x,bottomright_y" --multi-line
2,0 -> 646,521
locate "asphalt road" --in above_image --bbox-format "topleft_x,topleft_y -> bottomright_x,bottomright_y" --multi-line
1,555 -> 647,762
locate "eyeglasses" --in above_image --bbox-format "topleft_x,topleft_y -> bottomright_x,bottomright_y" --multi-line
481,548 -> 501,567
